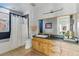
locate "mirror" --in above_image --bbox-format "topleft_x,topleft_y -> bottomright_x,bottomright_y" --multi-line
57,15 -> 75,40
38,14 -> 78,43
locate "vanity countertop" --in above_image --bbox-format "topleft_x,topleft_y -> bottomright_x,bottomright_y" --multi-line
33,35 -> 78,44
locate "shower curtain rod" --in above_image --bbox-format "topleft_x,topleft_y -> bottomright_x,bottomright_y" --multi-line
0,6 -> 23,15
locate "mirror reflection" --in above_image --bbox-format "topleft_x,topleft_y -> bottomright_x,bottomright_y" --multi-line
38,14 -> 79,43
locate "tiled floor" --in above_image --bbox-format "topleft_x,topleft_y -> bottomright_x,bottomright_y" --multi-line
24,50 -> 45,56
0,46 -> 45,56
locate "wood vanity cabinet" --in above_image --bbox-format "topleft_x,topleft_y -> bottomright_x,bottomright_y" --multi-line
32,37 -> 58,55
32,36 -> 79,55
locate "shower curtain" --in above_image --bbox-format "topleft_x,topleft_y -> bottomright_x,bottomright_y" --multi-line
10,14 -> 28,49
22,17 -> 28,45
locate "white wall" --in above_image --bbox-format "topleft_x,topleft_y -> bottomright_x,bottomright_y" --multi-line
43,18 -> 57,35
76,4 -> 79,13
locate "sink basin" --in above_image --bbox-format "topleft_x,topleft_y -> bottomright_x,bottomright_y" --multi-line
36,35 -> 48,38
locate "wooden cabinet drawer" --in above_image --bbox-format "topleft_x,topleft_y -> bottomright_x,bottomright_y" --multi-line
50,46 -> 60,52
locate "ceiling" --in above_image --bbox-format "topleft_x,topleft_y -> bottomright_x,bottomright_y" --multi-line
0,3 -> 33,14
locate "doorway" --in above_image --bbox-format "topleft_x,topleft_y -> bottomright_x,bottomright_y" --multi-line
39,20 -> 43,34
